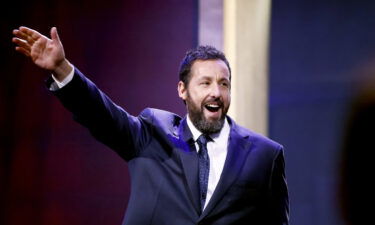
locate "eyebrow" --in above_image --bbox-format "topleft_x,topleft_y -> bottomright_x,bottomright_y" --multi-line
198,76 -> 230,82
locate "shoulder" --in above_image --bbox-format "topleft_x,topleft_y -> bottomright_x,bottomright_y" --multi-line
229,117 -> 284,154
249,129 -> 283,151
139,108 -> 181,122
139,108 -> 182,131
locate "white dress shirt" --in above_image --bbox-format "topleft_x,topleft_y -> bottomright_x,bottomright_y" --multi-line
186,115 -> 230,210
50,68 -> 74,90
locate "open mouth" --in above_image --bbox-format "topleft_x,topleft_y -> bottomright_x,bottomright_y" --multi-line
204,103 -> 221,112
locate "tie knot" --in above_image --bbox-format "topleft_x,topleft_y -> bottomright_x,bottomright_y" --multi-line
197,134 -> 210,147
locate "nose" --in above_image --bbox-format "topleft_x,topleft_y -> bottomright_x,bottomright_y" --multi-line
209,83 -> 221,98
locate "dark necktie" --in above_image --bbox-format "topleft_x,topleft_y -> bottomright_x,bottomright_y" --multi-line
197,134 -> 210,211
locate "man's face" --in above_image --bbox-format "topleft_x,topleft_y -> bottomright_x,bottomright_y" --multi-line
178,59 -> 231,134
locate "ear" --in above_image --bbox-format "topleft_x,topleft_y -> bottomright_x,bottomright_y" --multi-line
177,81 -> 187,101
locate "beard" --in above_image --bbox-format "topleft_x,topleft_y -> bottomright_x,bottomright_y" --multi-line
186,91 -> 228,134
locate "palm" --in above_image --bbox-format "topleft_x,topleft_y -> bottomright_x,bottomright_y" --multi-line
31,36 -> 64,70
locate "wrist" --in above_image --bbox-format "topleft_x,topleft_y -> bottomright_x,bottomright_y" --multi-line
52,59 -> 73,82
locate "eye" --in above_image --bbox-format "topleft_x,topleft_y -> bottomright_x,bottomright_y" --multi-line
221,81 -> 229,88
201,81 -> 210,86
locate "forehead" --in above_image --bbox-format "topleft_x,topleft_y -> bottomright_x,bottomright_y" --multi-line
190,59 -> 230,80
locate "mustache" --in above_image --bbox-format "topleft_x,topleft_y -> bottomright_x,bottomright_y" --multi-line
202,98 -> 224,107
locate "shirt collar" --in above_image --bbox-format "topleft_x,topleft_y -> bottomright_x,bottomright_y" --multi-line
186,115 -> 230,144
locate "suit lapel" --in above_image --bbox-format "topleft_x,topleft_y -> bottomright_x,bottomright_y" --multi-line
200,119 -> 252,218
173,118 -> 201,215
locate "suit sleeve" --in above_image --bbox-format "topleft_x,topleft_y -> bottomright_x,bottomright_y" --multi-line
268,147 -> 290,225
48,68 -> 151,161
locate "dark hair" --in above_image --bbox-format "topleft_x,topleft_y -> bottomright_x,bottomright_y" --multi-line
178,45 -> 231,86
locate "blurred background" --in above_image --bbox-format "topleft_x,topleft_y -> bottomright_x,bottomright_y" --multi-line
2,0 -> 375,224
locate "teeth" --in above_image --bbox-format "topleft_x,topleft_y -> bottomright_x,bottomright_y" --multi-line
207,104 -> 219,108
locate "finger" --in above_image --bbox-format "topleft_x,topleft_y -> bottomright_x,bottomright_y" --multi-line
12,37 -> 31,52
13,29 -> 35,44
50,27 -> 61,43
13,29 -> 26,39
19,26 -> 42,42
15,46 -> 31,57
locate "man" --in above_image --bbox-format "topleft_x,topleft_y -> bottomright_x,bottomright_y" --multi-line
12,26 -> 289,225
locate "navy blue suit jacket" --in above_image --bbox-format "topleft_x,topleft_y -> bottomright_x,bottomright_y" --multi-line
51,68 -> 289,225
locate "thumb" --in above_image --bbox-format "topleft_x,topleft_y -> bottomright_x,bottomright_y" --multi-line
50,27 -> 61,43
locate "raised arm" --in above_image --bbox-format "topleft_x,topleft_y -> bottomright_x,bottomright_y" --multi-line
12,26 -> 72,81
12,26 -> 151,160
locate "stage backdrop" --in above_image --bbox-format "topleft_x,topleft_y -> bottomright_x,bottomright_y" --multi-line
1,1 -> 197,224
269,1 -> 375,225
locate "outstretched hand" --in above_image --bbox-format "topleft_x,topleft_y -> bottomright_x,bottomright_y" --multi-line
12,26 -> 73,81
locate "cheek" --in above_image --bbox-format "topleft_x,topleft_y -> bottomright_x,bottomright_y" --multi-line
190,89 -> 206,101
187,91 -> 203,106
223,90 -> 231,104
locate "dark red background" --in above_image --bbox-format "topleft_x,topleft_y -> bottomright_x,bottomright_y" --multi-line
1,1 -> 197,224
